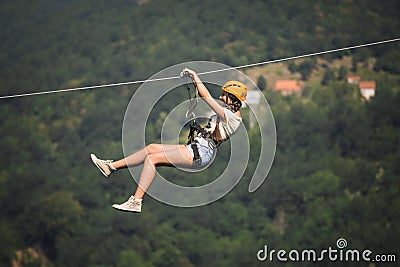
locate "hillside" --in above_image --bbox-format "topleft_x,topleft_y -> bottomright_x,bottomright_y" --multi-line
1,1 -> 400,266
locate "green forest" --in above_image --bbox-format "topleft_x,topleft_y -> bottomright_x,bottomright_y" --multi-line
1,0 -> 400,266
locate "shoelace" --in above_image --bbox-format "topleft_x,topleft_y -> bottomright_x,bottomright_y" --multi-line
95,158 -> 116,174
127,197 -> 141,208
97,159 -> 113,165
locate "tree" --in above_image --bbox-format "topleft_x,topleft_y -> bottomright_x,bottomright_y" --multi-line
351,56 -> 358,72
36,191 -> 84,260
338,66 -> 348,81
257,75 -> 267,90
288,62 -> 298,74
374,49 -> 400,74
321,68 -> 336,85
298,59 -> 316,80
117,250 -> 147,267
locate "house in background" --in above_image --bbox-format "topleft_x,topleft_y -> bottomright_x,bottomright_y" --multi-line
273,80 -> 301,96
347,75 -> 376,100
359,81 -> 376,100
347,75 -> 361,84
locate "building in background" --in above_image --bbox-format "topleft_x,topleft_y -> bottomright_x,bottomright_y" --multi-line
347,75 -> 361,84
273,80 -> 301,96
359,81 -> 376,100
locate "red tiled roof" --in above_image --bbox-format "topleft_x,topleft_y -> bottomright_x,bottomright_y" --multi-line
274,80 -> 301,91
347,75 -> 361,81
359,81 -> 376,89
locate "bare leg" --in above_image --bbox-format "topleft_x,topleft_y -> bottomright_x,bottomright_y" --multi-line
112,144 -> 183,170
112,147 -> 147,169
108,144 -> 193,212
133,144 -> 193,199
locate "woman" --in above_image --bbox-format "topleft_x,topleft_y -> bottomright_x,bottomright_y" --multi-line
90,68 -> 247,212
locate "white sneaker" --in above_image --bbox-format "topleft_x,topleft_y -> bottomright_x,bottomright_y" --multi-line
90,154 -> 116,177
112,195 -> 142,213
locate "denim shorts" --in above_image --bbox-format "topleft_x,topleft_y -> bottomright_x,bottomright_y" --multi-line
186,140 -> 215,167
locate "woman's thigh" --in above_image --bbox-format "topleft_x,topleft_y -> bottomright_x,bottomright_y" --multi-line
149,144 -> 193,168
146,143 -> 186,154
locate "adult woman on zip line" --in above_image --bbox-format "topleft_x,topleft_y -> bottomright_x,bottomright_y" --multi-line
90,68 -> 247,212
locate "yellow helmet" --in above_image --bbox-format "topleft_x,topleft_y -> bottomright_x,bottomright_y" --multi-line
222,80 -> 247,101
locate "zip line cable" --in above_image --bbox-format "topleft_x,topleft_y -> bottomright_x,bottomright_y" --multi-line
0,37 -> 399,100
201,37 -> 400,75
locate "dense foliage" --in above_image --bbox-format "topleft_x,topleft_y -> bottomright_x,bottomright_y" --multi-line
1,0 -> 399,266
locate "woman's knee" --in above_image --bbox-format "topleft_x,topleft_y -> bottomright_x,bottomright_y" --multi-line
145,143 -> 162,155
145,153 -> 164,166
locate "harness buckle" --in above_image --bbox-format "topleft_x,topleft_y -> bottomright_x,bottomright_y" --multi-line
190,141 -> 202,168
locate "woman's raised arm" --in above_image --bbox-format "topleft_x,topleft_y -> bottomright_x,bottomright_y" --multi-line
182,68 -> 226,120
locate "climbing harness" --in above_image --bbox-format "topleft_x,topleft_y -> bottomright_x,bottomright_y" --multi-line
181,72 -> 218,167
